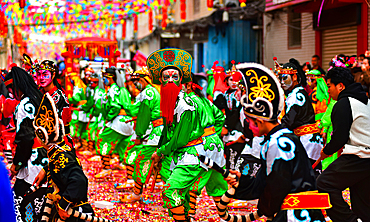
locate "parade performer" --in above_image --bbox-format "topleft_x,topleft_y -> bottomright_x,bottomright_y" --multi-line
209,62 -> 327,222
95,67 -> 134,178
317,67 -> 370,222
120,67 -> 164,202
277,62 -> 324,176
33,93 -> 96,222
306,69 -> 329,121
318,99 -> 337,170
33,59 -> 72,136
86,72 -> 104,154
183,77 -> 228,218
5,66 -> 47,222
213,61 -> 244,171
68,73 -> 87,149
148,48 -> 227,222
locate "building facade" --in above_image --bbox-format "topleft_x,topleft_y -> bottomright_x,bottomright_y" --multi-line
264,0 -> 368,70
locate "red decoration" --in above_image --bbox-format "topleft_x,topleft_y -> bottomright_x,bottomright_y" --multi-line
122,20 -> 126,39
134,14 -> 138,33
0,10 -> 8,38
107,29 -> 111,39
13,27 -> 22,45
239,0 -> 247,7
207,0 -> 213,8
19,0 -> 26,8
180,0 -> 186,22
148,9 -> 153,33
161,5 -> 167,30
163,51 -> 175,62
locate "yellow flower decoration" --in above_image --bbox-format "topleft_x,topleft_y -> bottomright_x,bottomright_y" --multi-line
35,105 -> 55,134
246,70 -> 275,102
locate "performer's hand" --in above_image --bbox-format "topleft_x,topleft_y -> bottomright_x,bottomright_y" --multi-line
224,170 -> 241,186
319,148 -> 329,160
151,152 -> 160,163
57,207 -> 70,220
134,139 -> 142,146
322,133 -> 327,145
226,135 -> 245,146
10,164 -> 18,177
33,169 -> 46,186
221,127 -> 228,137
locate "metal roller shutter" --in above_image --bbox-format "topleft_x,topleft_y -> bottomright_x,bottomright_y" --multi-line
322,26 -> 357,70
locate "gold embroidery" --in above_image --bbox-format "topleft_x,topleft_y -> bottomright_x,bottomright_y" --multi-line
35,105 -> 55,133
246,70 -> 275,102
142,160 -> 150,176
148,53 -> 165,81
283,196 -> 300,207
51,153 -> 69,173
174,51 -> 191,79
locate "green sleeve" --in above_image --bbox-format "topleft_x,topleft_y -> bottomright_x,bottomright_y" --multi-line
81,91 -> 94,113
209,100 -> 225,136
157,111 -> 194,156
207,76 -> 215,96
135,100 -> 151,138
106,91 -> 121,121
320,100 -> 336,132
123,99 -> 141,117
69,88 -> 82,105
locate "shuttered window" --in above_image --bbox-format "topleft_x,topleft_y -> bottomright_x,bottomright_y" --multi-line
322,26 -> 357,70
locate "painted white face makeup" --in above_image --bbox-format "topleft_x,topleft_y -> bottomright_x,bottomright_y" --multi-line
162,69 -> 180,86
279,74 -> 293,91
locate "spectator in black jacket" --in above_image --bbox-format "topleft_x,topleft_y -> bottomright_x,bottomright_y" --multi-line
317,67 -> 370,222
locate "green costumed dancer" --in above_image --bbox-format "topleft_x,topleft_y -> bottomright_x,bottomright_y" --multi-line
82,72 -> 101,153
318,99 -> 337,170
80,67 -> 97,151
183,78 -> 228,218
306,69 -> 329,121
119,66 -> 164,202
68,76 -> 87,149
95,67 -> 134,179
148,48 -> 228,222
88,75 -> 108,160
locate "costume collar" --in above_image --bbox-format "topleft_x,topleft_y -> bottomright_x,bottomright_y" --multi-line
47,140 -> 66,158
263,124 -> 284,143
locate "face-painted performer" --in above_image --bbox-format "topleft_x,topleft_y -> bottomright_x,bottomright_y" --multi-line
148,48 -> 228,222
34,59 -> 72,136
204,63 -> 327,222
182,74 -> 228,219
306,69 -> 329,121
4,66 -> 47,222
22,53 -> 38,84
94,67 -> 134,179
277,60 -> 324,177
118,67 -> 164,201
32,93 -> 112,222
212,60 -> 245,171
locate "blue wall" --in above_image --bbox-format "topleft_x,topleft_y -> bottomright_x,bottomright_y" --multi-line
205,20 -> 257,70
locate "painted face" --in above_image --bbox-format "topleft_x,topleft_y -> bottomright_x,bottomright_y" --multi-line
162,69 -> 181,86
37,70 -> 53,88
279,74 -> 293,91
90,80 -> 99,89
133,80 -> 143,91
246,116 -> 261,136
227,76 -> 238,90
103,77 -> 110,86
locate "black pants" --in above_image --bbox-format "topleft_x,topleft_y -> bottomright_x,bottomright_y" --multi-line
13,179 -> 47,222
317,154 -> 370,222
